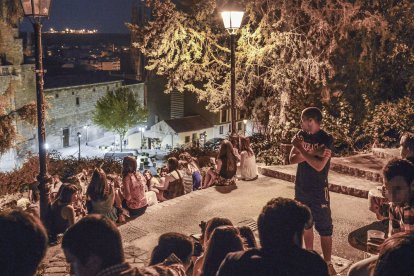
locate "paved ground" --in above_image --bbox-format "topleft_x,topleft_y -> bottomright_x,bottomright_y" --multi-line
41,175 -> 376,275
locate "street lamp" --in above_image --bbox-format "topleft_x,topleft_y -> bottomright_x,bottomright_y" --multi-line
77,132 -> 81,160
243,119 -> 247,136
221,4 -> 244,135
20,0 -> 52,225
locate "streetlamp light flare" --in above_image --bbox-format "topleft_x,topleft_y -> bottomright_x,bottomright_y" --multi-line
221,11 -> 244,33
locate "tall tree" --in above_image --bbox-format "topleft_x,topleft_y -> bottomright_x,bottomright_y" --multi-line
131,0 -> 413,143
93,88 -> 148,152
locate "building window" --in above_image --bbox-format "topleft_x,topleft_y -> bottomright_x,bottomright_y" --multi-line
72,91 -> 75,95
192,133 -> 198,141
228,124 -> 231,133
185,136 -> 190,143
219,126 -> 224,134
220,109 -> 229,123
55,94 -> 59,98
76,97 -> 80,106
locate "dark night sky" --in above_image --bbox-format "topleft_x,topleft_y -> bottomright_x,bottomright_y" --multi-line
20,0 -> 134,33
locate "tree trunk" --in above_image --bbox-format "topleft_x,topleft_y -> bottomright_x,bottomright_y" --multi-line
120,133 -> 124,152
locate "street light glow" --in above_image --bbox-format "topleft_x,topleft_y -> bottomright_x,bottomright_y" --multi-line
221,11 -> 244,33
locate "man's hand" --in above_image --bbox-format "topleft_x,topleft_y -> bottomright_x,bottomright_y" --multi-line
291,135 -> 304,150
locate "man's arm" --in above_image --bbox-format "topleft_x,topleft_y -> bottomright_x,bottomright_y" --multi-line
298,149 -> 330,172
289,146 -> 305,164
291,135 -> 331,172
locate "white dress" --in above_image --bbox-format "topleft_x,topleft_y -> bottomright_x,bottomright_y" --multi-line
240,151 -> 258,180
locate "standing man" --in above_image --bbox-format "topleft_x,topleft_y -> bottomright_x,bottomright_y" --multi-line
289,107 -> 336,275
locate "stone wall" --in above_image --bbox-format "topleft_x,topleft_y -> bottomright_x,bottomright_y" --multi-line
0,23 -> 23,65
45,82 -> 145,149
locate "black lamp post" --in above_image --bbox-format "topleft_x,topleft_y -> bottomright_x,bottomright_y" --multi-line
221,5 -> 244,135
77,132 -> 81,160
20,0 -> 52,226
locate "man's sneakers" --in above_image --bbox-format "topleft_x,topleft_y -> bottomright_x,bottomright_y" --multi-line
327,263 -> 339,276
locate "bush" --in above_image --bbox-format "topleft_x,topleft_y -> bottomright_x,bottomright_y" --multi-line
0,151 -> 122,197
364,96 -> 414,147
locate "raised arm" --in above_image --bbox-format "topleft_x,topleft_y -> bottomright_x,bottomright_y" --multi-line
289,146 -> 305,164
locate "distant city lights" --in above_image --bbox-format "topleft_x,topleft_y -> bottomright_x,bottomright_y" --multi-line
47,28 -> 98,34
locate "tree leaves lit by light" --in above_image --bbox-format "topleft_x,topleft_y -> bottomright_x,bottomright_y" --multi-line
93,88 -> 148,152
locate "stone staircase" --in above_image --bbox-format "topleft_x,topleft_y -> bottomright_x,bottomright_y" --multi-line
258,148 -> 400,199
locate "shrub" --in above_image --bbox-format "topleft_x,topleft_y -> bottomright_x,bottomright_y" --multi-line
0,151 -> 122,197
364,96 -> 414,147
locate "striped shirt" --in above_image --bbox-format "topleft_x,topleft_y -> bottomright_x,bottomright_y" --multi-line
389,204 -> 414,236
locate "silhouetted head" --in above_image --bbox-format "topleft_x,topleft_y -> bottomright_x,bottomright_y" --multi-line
0,210 -> 48,276
62,215 -> 124,276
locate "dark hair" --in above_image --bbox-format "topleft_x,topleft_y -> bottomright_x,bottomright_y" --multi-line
238,226 -> 257,249
0,210 -> 48,276
258,197 -> 311,250
239,137 -> 254,156
160,166 -> 169,174
62,215 -> 124,269
167,157 -> 179,171
58,184 -> 78,205
204,217 -> 233,243
122,156 -> 137,178
401,132 -> 414,152
178,160 -> 188,170
86,168 -> 110,201
149,232 -> 193,266
218,140 -> 237,173
374,232 -> 414,276
201,226 -> 244,276
383,158 -> 414,187
302,107 -> 323,123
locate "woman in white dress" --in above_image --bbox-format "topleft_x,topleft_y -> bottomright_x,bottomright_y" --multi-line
239,136 -> 258,181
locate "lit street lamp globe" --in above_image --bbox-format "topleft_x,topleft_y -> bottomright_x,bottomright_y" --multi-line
20,0 -> 51,18
221,5 -> 244,34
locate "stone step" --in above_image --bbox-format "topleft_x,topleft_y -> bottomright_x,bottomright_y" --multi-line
372,148 -> 400,160
330,154 -> 385,184
258,164 -> 380,199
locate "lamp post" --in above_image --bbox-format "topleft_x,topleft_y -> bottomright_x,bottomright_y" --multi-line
221,5 -> 244,135
77,132 -> 81,160
20,0 -> 52,225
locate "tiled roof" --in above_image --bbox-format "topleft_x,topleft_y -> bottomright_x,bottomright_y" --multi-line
164,115 -> 213,133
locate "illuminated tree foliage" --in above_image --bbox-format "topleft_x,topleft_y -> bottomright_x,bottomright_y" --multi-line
93,87 -> 148,152
131,0 -> 414,147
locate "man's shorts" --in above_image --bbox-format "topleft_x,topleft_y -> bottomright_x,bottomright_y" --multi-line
297,198 -> 333,236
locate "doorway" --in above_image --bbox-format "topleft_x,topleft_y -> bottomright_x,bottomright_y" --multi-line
62,128 -> 69,147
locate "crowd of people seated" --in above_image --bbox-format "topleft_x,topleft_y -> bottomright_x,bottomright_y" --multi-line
1,144 -> 414,275
2,134 -> 413,276
13,137 -> 259,245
